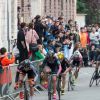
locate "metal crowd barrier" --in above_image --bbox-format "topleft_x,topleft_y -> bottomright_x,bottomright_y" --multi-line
0,59 -> 46,100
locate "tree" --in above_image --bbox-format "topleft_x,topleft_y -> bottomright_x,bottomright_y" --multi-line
77,0 -> 100,24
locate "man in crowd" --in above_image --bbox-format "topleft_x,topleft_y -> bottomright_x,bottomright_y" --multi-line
17,22 -> 28,63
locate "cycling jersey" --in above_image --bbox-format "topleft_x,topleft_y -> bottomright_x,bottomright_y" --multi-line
61,58 -> 70,73
97,55 -> 100,61
72,50 -> 82,61
15,59 -> 38,83
42,56 -> 60,74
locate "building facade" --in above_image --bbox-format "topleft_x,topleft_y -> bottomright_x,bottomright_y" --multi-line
17,0 -> 31,23
18,0 -> 77,22
0,0 -> 17,50
43,0 -> 76,22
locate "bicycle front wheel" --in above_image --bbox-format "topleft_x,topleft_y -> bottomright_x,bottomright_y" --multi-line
48,76 -> 52,100
89,71 -> 95,87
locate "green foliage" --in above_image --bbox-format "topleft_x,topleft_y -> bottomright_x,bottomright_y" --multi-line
77,0 -> 100,24
77,0 -> 87,13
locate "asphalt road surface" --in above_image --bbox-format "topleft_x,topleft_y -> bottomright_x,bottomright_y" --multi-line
1,67 -> 100,100
31,67 -> 100,100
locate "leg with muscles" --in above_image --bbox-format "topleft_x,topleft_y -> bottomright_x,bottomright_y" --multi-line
19,73 -> 25,100
52,76 -> 57,99
61,74 -> 66,95
29,79 -> 35,96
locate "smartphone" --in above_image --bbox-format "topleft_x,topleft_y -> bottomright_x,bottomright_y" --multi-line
8,52 -> 12,59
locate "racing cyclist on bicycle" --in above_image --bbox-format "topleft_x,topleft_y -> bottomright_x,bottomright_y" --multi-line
42,50 -> 62,99
70,42 -> 82,79
15,59 -> 38,100
57,52 -> 71,95
94,48 -> 100,79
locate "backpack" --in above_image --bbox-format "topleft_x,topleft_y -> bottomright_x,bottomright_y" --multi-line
0,58 -> 4,73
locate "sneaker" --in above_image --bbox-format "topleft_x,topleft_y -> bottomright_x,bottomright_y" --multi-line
53,93 -> 57,99
61,89 -> 65,95
71,79 -> 76,86
19,92 -> 24,100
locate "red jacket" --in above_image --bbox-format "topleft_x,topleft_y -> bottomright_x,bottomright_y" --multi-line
0,53 -> 15,69
0,53 -> 15,85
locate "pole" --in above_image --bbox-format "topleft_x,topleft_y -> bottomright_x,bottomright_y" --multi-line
7,0 -> 10,52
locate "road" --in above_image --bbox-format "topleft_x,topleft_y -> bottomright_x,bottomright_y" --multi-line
30,67 -> 100,100
1,67 -> 100,100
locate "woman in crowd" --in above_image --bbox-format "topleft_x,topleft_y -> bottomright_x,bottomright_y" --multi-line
0,47 -> 15,95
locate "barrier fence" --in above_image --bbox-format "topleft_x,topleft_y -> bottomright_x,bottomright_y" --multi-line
0,59 -> 46,100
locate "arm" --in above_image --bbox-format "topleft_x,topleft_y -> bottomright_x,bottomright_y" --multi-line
30,64 -> 38,82
33,30 -> 39,40
56,59 -> 62,76
2,55 -> 15,68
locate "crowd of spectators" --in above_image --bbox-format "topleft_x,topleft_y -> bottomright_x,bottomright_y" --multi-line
17,15 -> 100,65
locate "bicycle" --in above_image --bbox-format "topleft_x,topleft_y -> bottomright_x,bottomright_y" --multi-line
67,69 -> 75,91
19,75 -> 35,100
48,73 -> 61,100
89,68 -> 100,87
67,63 -> 80,91
20,75 -> 30,100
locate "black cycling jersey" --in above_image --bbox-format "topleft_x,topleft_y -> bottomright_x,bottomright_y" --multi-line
42,56 -> 60,74
15,59 -> 38,83
61,58 -> 70,73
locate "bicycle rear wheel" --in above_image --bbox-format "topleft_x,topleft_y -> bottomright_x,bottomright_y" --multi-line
24,90 -> 29,100
68,71 -> 74,91
57,76 -> 61,100
23,82 -> 29,100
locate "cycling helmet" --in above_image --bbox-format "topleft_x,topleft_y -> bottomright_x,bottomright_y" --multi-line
57,52 -> 64,60
55,43 -> 62,48
47,50 -> 54,58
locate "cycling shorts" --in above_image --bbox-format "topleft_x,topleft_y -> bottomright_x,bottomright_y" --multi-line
97,55 -> 100,61
19,69 -> 35,79
61,60 -> 70,73
72,60 -> 80,67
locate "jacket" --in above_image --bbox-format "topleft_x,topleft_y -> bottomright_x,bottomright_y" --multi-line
0,53 -> 15,85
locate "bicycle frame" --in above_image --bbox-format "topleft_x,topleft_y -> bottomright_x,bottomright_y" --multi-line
47,73 -> 61,100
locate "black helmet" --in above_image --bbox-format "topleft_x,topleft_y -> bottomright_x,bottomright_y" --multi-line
55,43 -> 62,48
47,50 -> 54,58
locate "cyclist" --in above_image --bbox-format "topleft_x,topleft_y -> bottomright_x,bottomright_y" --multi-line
57,52 -> 71,95
15,59 -> 38,100
42,50 -> 62,99
70,42 -> 82,79
94,49 -> 100,79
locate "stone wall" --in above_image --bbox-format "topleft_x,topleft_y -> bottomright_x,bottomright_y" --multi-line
0,0 -> 17,51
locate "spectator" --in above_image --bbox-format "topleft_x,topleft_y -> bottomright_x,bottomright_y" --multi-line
50,20 -> 60,38
29,44 -> 45,61
0,47 -> 15,95
90,27 -> 100,48
79,27 -> 88,48
25,23 -> 39,52
89,45 -> 96,66
34,15 -> 46,42
17,22 -> 28,63
38,44 -> 47,56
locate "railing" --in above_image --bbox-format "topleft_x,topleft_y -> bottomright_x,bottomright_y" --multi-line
0,59 -> 46,100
